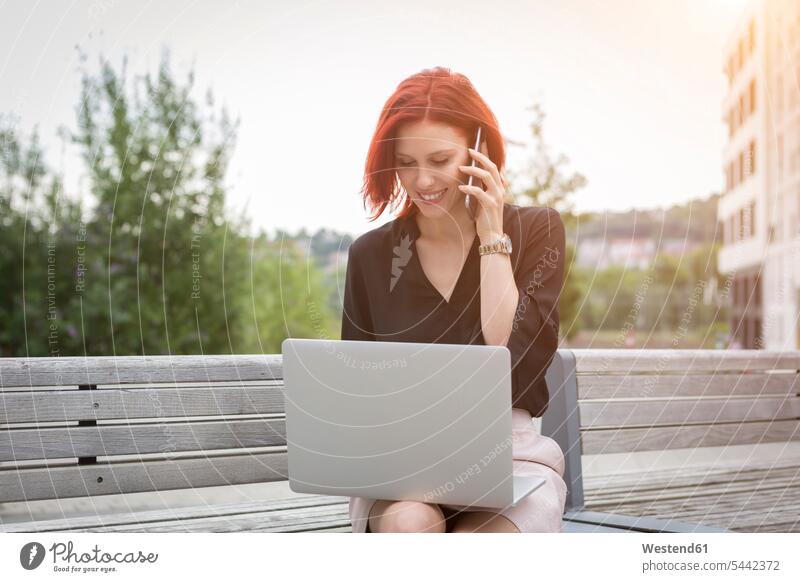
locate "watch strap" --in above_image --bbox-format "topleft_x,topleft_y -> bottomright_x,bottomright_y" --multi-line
478,233 -> 512,256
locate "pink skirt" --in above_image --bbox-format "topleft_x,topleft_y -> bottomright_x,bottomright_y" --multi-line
348,408 -> 568,533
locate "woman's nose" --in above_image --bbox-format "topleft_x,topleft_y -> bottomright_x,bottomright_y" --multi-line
416,168 -> 438,189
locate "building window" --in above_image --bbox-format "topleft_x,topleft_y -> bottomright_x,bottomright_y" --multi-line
794,66 -> 800,109
739,208 -> 746,240
743,201 -> 754,239
739,151 -> 745,183
743,205 -> 750,239
738,38 -> 744,70
749,79 -> 756,114
754,270 -> 761,305
743,89 -> 750,121
748,140 -> 756,177
738,94 -> 745,125
749,200 -> 755,237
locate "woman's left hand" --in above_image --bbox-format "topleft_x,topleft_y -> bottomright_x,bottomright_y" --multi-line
458,141 -> 507,244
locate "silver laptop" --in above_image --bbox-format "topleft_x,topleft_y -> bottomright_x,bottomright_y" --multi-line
281,338 -> 546,510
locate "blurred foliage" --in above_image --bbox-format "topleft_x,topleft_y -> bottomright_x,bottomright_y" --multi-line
508,101 -> 587,340
572,194 -> 720,242
571,240 -> 729,344
0,49 -> 338,357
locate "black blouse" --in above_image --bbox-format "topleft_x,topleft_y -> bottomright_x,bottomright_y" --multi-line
340,202 -> 565,418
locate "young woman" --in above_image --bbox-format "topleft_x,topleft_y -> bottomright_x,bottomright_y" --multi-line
341,66 -> 568,533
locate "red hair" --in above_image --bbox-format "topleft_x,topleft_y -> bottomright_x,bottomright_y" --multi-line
360,66 -> 506,222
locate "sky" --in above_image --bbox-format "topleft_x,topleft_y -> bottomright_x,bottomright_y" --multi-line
0,0 -> 750,238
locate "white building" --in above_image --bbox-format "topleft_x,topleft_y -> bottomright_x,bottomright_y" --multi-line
718,0 -> 800,349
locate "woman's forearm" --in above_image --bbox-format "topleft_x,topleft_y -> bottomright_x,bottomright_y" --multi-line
479,249 -> 519,347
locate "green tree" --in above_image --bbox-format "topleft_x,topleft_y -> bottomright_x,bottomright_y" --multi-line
73,49 -> 248,355
507,101 -> 587,340
0,120 -> 85,356
508,102 -> 587,215
559,242 -> 582,340
0,48 -> 337,357
71,48 -> 338,355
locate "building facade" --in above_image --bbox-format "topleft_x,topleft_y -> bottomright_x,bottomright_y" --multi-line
718,0 -> 800,349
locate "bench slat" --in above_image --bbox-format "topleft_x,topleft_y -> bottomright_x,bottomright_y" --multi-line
1,384 -> 285,423
0,355 -> 282,389
0,450 -> 289,502
2,504 -> 353,533
586,469 -> 800,500
578,373 -> 800,399
0,419 -> 287,462
580,396 -> 800,428
589,469 -> 800,507
84,504 -> 353,533
581,419 -> 800,453
0,495 -> 346,532
573,349 -> 800,373
621,495 -> 800,524
587,482 -> 800,532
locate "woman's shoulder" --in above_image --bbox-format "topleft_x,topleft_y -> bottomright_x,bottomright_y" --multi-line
346,217 -> 398,263
503,203 -> 565,243
504,202 -> 563,225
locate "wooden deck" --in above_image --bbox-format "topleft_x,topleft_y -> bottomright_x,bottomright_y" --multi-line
3,455 -> 800,533
581,454 -> 800,533
5,450 -> 797,533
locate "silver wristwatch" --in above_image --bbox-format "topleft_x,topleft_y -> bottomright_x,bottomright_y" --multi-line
478,233 -> 512,256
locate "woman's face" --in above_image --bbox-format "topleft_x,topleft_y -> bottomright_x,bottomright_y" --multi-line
394,120 -> 472,218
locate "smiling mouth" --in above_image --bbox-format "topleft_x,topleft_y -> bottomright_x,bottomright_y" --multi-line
418,188 -> 447,202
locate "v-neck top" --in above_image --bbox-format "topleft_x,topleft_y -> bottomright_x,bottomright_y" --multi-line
340,202 -> 566,418
414,230 -> 478,304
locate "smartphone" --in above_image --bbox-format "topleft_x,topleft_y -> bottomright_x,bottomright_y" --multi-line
464,126 -> 483,221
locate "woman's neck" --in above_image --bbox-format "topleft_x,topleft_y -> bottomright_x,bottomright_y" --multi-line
414,204 -> 476,246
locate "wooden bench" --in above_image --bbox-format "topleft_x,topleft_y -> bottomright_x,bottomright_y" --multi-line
2,349 -> 793,532
547,349 -> 800,533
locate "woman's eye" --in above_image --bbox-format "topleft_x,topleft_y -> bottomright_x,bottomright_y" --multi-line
397,159 -> 449,167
